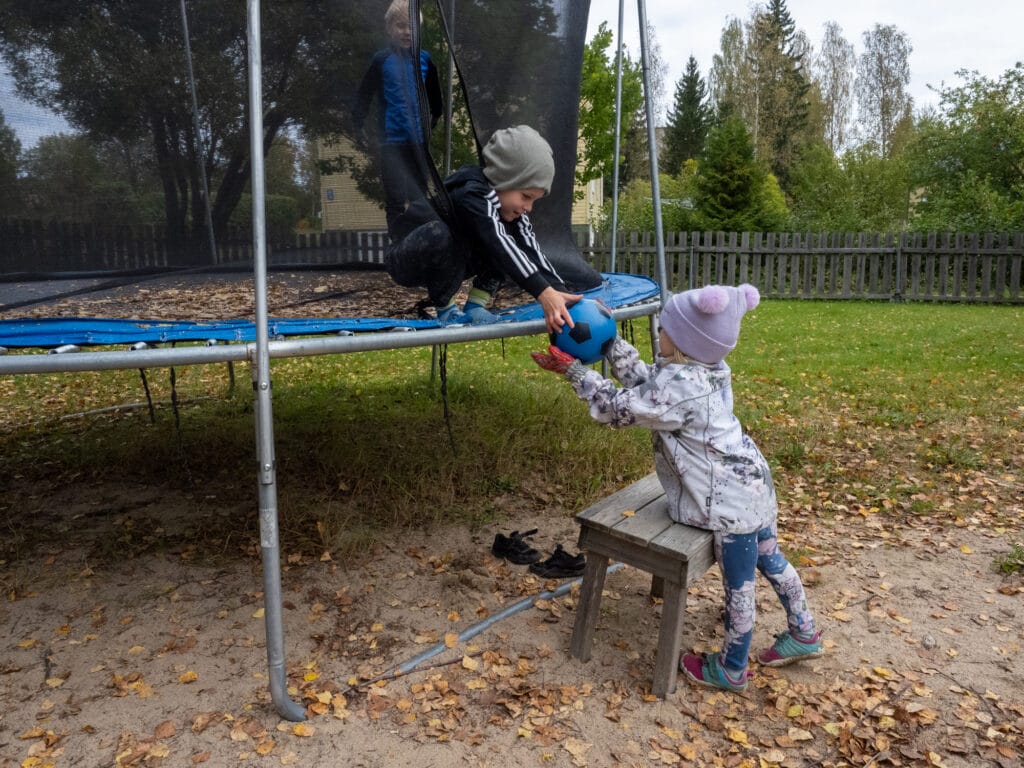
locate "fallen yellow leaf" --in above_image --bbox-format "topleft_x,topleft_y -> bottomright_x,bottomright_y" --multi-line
727,727 -> 748,744
178,670 -> 198,684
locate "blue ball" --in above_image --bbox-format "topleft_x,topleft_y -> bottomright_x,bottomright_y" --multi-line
550,298 -> 617,364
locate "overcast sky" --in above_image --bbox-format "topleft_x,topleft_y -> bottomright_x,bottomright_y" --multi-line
587,0 -> 1024,115
5,2 -> 1022,147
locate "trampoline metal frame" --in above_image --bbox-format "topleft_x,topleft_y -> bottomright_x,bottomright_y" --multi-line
0,0 -> 669,722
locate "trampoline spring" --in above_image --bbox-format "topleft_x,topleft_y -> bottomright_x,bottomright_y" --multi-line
49,344 -> 81,354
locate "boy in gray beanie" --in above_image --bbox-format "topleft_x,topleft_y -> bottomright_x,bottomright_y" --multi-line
533,284 -> 823,692
385,125 -> 581,332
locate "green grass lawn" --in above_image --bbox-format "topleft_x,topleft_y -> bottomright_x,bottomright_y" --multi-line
1,300 -> 1021,559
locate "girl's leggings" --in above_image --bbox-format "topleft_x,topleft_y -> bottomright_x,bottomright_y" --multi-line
714,521 -> 816,673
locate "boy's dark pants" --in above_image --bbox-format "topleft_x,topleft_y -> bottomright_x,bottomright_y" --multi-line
386,216 -> 503,308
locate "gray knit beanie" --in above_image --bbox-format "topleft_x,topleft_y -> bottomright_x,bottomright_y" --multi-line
659,284 -> 761,365
482,125 -> 555,195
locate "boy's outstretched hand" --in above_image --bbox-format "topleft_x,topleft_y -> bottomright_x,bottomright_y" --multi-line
538,287 -> 583,334
531,345 -> 576,375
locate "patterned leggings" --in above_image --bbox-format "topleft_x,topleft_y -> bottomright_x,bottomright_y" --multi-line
714,521 -> 816,673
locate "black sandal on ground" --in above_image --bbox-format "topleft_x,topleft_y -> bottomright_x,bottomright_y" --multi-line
529,544 -> 586,578
491,529 -> 542,564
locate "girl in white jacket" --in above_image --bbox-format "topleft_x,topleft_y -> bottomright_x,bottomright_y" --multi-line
533,284 -> 822,692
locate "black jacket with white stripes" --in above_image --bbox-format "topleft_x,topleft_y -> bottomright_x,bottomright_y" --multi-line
442,166 -> 567,298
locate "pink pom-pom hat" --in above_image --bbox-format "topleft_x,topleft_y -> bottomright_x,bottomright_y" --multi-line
659,283 -> 760,364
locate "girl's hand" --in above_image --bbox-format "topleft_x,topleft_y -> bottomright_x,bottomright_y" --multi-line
531,345 -> 577,375
538,287 -> 583,335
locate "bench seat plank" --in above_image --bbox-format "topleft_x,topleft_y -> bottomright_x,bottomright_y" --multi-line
575,473 -> 664,529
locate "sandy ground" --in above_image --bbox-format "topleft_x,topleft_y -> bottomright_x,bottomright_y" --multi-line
1,477 -> 1021,768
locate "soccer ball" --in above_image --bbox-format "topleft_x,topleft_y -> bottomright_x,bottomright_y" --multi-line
550,298 -> 617,364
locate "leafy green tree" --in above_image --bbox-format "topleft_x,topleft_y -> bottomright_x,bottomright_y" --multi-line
0,108 -> 21,216
841,144 -> 913,231
577,22 -> 644,191
604,162 -> 702,234
788,139 -> 913,232
906,64 -> 1024,231
662,56 -> 711,175
18,133 -> 159,224
696,115 -> 789,231
787,141 -> 853,230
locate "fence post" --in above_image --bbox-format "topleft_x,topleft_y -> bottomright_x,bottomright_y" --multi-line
893,232 -> 904,301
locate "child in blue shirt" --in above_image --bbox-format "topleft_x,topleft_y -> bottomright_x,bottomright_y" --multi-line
353,0 -> 443,236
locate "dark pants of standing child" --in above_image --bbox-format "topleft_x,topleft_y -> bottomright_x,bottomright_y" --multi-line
379,142 -> 431,236
385,216 -> 503,309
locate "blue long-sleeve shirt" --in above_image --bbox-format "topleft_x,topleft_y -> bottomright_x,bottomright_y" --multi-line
353,46 -> 442,145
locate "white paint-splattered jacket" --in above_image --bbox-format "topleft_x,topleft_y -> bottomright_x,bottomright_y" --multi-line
565,337 -> 777,534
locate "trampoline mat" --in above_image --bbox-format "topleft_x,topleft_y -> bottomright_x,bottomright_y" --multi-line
0,270 -> 658,348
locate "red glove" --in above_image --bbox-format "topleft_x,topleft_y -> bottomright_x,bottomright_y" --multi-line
531,345 -> 577,374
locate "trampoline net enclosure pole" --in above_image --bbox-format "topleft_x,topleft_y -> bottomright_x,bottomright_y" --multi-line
246,0 -> 305,723
636,0 -> 668,306
636,0 -> 669,359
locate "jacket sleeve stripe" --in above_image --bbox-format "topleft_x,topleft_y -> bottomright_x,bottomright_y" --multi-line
484,192 -> 538,279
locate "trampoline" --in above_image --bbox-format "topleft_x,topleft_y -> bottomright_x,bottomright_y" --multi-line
0,0 -> 671,720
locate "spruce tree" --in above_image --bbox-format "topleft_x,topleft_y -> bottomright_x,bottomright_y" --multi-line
662,55 -> 710,175
696,115 -> 762,231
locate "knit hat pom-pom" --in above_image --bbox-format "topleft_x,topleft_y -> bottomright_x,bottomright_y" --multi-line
695,285 -> 730,314
739,283 -> 761,311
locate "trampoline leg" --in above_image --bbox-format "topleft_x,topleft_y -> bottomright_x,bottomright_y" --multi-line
258,488 -> 306,722
246,0 -> 305,723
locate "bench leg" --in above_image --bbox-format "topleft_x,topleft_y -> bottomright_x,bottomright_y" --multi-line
650,574 -> 664,599
651,577 -> 688,698
570,552 -> 609,662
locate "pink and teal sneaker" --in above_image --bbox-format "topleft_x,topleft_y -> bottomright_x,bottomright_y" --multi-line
679,652 -> 749,692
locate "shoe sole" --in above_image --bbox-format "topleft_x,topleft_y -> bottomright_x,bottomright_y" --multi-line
680,666 -> 747,692
758,648 -> 824,667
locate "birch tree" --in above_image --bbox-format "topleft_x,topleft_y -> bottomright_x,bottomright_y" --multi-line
854,24 -> 913,157
814,21 -> 855,153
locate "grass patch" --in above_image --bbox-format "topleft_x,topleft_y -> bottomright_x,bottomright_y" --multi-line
1,301 -> 1022,562
993,544 -> 1024,575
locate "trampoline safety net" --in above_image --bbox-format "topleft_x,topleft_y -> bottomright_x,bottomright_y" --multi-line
0,0 -> 607,309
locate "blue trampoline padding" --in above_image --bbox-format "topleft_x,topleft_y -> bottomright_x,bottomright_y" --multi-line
0,273 -> 659,348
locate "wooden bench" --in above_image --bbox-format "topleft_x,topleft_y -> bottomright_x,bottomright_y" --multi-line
570,473 -> 715,698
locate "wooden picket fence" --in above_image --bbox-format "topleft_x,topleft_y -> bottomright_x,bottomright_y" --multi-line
582,231 -> 1024,303
1,218 -> 1021,304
